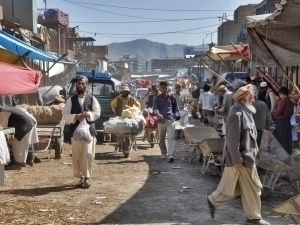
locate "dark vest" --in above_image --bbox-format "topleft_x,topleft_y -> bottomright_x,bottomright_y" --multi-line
116,96 -> 135,116
1,106 -> 35,141
69,94 -> 97,137
266,93 -> 272,110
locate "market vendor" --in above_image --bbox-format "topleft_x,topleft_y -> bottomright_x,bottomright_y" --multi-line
272,87 -> 294,154
111,85 -> 140,116
0,106 -> 38,170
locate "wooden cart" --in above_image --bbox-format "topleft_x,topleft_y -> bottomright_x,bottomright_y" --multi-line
35,121 -> 65,159
273,194 -> 300,224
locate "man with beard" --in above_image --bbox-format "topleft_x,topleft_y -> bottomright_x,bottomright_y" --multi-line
111,85 -> 140,116
207,84 -> 270,225
62,76 -> 101,188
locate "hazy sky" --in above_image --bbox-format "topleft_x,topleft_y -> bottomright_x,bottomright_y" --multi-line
37,0 -> 263,45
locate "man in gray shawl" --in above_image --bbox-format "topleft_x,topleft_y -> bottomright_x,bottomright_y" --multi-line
207,84 -> 270,225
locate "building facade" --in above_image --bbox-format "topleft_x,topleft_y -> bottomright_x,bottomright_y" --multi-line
218,20 -> 235,45
151,58 -> 196,73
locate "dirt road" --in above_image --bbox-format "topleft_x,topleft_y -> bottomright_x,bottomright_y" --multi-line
0,134 -> 295,225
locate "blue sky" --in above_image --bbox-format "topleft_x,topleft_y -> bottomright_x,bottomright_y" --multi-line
37,0 -> 262,45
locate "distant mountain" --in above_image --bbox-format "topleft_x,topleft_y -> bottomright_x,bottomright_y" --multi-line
107,39 -> 193,61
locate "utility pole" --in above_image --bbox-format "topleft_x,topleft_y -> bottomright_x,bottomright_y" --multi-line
44,0 -> 47,11
218,13 -> 228,45
206,32 -> 213,43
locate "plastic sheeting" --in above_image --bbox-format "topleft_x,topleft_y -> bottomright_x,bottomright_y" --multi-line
246,0 -> 300,67
205,44 -> 250,61
0,62 -> 42,95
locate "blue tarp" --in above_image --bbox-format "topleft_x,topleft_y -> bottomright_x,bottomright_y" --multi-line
0,30 -> 72,63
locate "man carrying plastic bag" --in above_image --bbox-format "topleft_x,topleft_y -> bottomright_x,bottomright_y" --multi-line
63,76 -> 101,188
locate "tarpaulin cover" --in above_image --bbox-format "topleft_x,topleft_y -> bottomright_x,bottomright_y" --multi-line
246,0 -> 300,67
204,44 -> 250,61
0,62 -> 42,95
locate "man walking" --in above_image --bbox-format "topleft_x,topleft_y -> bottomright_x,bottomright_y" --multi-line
174,84 -> 187,110
63,76 -> 101,188
197,83 -> 217,125
153,81 -> 180,163
207,84 -> 270,225
252,95 -> 272,148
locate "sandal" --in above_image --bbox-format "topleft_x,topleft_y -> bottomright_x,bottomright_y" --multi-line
75,178 -> 84,188
83,178 -> 90,188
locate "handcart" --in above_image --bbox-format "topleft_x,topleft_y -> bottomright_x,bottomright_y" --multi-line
34,120 -> 65,159
273,194 -> 300,224
256,152 -> 292,197
182,127 -> 224,175
114,133 -> 140,158
143,127 -> 158,148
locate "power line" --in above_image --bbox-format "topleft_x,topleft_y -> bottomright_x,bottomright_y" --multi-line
70,16 -> 225,24
66,0 -> 234,12
77,24 -> 220,36
62,0 -> 168,20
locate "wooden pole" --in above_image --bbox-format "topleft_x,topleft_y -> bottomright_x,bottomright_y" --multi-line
201,60 -> 231,85
201,51 -> 227,73
249,28 -> 299,92
216,53 -> 237,78
229,41 -> 279,90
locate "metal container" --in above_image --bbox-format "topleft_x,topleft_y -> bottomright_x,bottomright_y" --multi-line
179,110 -> 189,126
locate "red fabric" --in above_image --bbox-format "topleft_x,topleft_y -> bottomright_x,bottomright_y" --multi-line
135,79 -> 151,88
0,62 -> 42,95
145,116 -> 158,128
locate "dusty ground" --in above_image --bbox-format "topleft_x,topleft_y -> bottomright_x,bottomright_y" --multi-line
0,122 -> 297,225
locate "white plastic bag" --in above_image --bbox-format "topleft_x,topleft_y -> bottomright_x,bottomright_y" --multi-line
73,119 -> 92,143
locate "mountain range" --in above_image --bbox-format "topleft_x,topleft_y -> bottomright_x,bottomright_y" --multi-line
107,39 -> 206,61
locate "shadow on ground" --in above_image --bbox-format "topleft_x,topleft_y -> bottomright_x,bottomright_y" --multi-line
0,184 -> 75,197
85,155 -> 206,225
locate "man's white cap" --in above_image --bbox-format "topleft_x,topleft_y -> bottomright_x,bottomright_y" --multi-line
260,82 -> 267,88
250,76 -> 257,81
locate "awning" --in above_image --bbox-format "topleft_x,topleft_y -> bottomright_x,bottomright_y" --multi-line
246,0 -> 300,67
0,62 -> 42,95
204,44 -> 250,61
0,30 -> 71,63
40,61 -> 65,77
0,48 -> 26,67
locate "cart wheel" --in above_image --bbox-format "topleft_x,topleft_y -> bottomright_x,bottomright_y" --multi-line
54,138 -> 62,159
124,152 -> 130,158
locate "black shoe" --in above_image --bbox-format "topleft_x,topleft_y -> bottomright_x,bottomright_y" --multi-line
34,157 -> 41,163
168,156 -> 174,163
246,219 -> 270,225
5,163 -> 22,170
207,197 -> 215,219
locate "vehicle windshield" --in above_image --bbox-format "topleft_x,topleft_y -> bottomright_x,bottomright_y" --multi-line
69,81 -> 113,97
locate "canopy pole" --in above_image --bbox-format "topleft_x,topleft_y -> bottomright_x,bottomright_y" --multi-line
45,53 -> 68,73
215,53 -> 237,79
229,41 -> 279,90
201,51 -> 227,73
42,59 -> 82,97
201,59 -> 231,85
249,28 -> 299,92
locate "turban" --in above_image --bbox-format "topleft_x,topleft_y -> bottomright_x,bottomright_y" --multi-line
233,84 -> 252,102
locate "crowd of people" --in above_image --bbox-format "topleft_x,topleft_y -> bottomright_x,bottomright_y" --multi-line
2,73 -> 300,224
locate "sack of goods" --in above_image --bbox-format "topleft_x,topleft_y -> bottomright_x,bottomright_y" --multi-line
104,106 -> 146,134
16,103 -> 65,124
